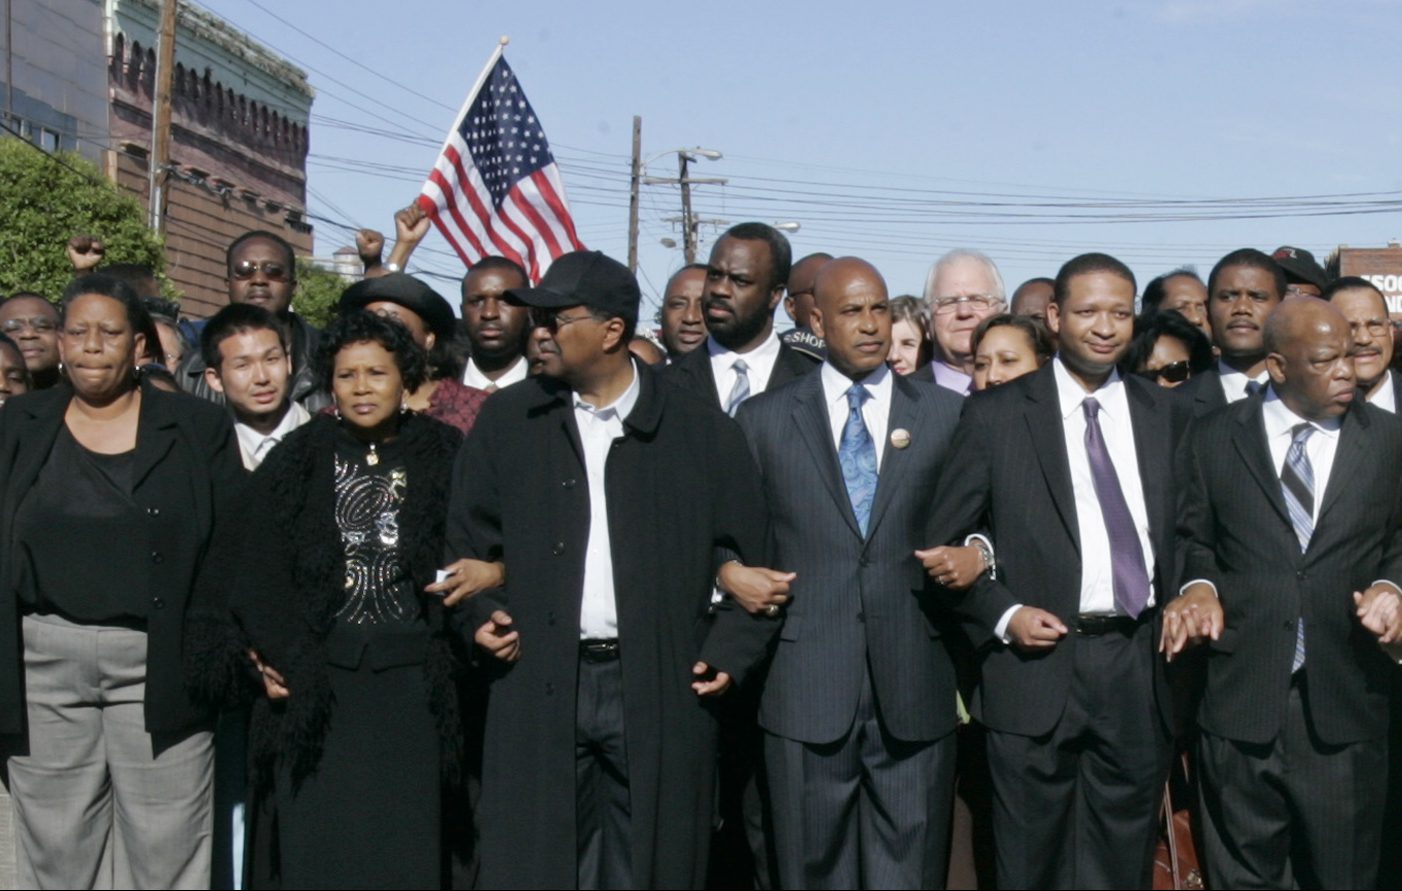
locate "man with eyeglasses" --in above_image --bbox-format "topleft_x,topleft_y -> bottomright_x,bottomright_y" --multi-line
922,249 -> 1007,395
1325,277 -> 1398,412
1272,245 -> 1330,299
0,292 -> 62,390
177,230 -> 330,412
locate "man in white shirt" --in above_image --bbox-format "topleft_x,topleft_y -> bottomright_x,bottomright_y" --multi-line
927,253 -> 1190,888
1181,248 -> 1287,416
922,249 -> 1006,395
668,223 -> 818,415
1165,297 -> 1402,889
1326,276 -> 1397,413
459,256 -> 531,391
201,303 -> 310,472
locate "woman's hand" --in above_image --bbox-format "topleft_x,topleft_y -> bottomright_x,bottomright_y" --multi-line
248,648 -> 289,700
426,559 -> 505,607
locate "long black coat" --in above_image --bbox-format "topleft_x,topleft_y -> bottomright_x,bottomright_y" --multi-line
448,365 -> 777,889
0,380 -> 243,739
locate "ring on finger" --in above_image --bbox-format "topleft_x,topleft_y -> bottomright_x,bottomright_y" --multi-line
764,604 -> 781,619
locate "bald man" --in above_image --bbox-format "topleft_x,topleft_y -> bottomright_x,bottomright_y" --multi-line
1166,297 -> 1402,889
729,258 -> 964,888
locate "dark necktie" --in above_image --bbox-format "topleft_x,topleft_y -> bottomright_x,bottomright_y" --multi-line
1082,397 -> 1151,617
1245,380 -> 1265,397
1280,422 -> 1315,671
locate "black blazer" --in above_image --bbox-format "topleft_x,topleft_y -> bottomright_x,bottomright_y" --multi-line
925,363 -> 1190,737
0,380 -> 244,739
736,370 -> 964,745
1177,395 -> 1402,745
665,335 -> 819,407
1181,368 -> 1228,417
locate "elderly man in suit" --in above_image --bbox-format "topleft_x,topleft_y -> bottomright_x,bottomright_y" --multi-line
1164,297 -> 1402,890
926,253 -> 1191,888
1180,248 -> 1286,416
729,257 -> 964,888
1325,276 -> 1398,412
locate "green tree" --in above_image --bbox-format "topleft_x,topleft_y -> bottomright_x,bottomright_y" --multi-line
292,259 -> 349,329
0,138 -> 166,301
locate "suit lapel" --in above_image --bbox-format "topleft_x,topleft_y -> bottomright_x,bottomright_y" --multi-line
1127,379 -> 1171,555
864,374 -> 918,542
1316,403 -> 1369,525
792,375 -> 862,539
10,397 -> 67,497
131,389 -> 178,491
1231,399 -> 1292,529
1024,366 -> 1080,551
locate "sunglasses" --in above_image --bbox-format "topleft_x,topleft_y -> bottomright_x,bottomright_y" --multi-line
528,307 -> 596,333
1140,361 -> 1191,384
230,259 -> 290,281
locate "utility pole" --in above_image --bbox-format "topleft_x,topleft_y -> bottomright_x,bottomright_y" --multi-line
641,148 -> 725,264
678,153 -> 698,264
627,115 -> 641,273
147,0 -> 178,235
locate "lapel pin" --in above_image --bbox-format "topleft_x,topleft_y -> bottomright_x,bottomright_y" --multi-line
890,428 -> 911,450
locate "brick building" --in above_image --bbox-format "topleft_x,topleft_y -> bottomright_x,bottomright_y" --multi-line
107,0 -> 315,318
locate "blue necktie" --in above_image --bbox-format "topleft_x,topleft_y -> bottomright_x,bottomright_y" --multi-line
1280,422 -> 1315,672
839,385 -> 877,536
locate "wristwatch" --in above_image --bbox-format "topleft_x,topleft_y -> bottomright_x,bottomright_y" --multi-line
383,262 -> 402,273
971,538 -> 995,576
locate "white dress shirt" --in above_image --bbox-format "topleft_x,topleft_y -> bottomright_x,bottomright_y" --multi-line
462,355 -> 528,391
820,360 -> 892,472
995,359 -> 1156,641
1261,387 -> 1340,525
930,361 -> 972,396
574,361 -> 642,640
234,401 -> 310,471
1369,373 -> 1396,414
1217,359 -> 1268,403
708,330 -> 783,408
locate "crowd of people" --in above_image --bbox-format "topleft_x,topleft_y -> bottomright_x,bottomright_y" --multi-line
0,212 -> 1400,891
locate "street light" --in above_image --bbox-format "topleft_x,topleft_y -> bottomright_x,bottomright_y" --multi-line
633,147 -> 727,264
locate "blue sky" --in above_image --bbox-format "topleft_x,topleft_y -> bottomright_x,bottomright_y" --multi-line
193,0 -> 1402,318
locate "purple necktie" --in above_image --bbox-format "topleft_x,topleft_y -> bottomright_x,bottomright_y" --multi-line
1083,397 -> 1151,618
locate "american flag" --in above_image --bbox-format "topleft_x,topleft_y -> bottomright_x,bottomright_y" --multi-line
416,54 -> 584,282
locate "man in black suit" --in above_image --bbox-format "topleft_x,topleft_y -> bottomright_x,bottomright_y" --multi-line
668,222 -> 818,414
1180,248 -> 1285,416
731,258 -> 964,888
927,253 -> 1189,888
1164,297 -> 1402,889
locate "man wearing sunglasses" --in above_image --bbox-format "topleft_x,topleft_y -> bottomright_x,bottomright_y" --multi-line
446,249 -> 777,889
177,230 -> 330,412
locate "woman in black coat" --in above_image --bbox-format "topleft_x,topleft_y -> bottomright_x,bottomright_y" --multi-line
0,274 -> 243,889
224,311 -> 470,889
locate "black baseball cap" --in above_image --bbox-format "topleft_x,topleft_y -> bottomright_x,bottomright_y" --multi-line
1271,246 -> 1329,291
505,251 -> 639,325
339,272 -> 457,341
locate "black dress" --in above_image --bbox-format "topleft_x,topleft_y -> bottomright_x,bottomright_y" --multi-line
219,415 -> 467,891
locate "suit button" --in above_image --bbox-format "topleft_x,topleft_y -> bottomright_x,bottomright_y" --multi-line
562,479 -> 577,489
857,611 -> 866,623
859,556 -> 871,568
152,597 -> 165,609
1296,571 -> 1307,580
151,551 -> 163,564
547,611 -> 556,626
552,542 -> 566,556
146,507 -> 160,517
1284,620 -> 1293,629
545,682 -> 555,695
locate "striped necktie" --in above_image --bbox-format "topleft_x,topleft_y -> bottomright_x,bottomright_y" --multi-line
1280,422 -> 1315,672
726,358 -> 750,417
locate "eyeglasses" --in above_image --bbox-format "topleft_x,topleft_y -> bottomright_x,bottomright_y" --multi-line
1348,318 -> 1391,338
1140,361 -> 1191,384
1,317 -> 57,334
931,294 -> 1002,316
230,259 -> 290,281
528,307 -> 597,333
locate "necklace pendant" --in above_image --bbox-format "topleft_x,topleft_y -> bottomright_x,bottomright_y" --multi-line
366,445 -> 380,466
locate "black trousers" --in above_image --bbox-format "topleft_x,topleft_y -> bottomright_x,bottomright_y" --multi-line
577,656 -> 631,891
985,623 -> 1169,890
1199,677 -> 1386,890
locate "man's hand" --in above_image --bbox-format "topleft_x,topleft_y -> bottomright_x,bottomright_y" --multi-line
248,648 -> 289,700
915,544 -> 985,591
691,661 -> 732,697
395,203 -> 431,245
1006,607 -> 1068,651
1355,584 -> 1402,644
1160,582 -> 1223,661
67,234 -> 105,272
425,559 -> 505,607
717,562 -> 796,616
356,228 -> 385,269
475,610 -> 521,662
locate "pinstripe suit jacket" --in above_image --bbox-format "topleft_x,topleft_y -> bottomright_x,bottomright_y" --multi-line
1181,367 -> 1228,417
924,363 -> 1189,737
1177,395 -> 1402,745
735,370 -> 964,745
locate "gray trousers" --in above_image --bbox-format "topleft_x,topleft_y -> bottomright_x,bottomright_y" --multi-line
3,614 -> 213,890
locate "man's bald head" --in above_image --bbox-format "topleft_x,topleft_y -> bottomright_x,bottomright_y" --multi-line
811,257 -> 891,380
1264,296 -> 1357,421
786,252 -> 834,329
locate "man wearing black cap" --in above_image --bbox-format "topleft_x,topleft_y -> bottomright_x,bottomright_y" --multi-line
446,250 -> 778,890
1272,245 -> 1330,298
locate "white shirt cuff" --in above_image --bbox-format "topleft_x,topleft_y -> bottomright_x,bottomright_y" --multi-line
1180,578 -> 1218,598
963,534 -> 995,579
1371,579 -> 1402,597
993,604 -> 1022,644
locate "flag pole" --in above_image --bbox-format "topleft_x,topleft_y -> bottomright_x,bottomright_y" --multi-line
428,35 -> 510,164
